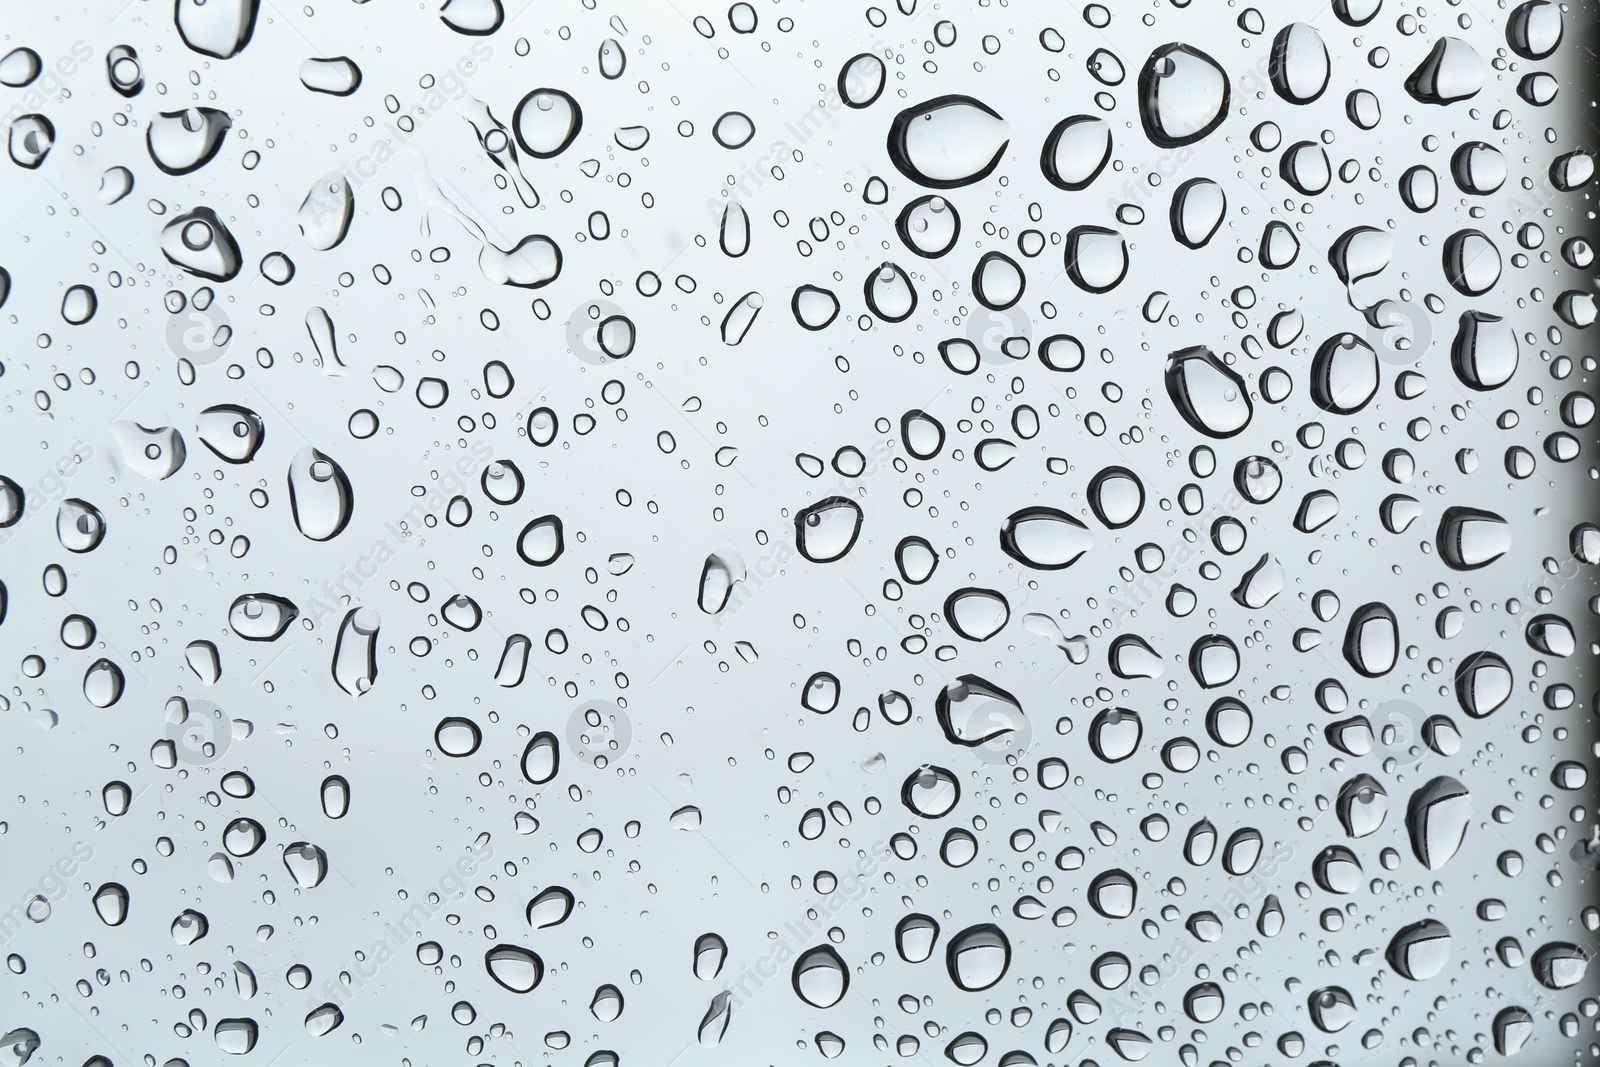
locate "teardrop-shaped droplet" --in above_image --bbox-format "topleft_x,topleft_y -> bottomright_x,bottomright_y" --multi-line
1306,986 -> 1357,1033
886,95 -> 1009,189
1041,115 -> 1110,190
282,842 -> 328,889
1311,845 -> 1364,894
1066,226 -> 1128,292
864,262 -> 917,321
720,291 -> 762,344
83,658 -> 125,708
160,207 -> 242,281
1259,220 -> 1300,268
517,515 -> 565,566
1493,1006 -> 1535,1056
1184,819 -> 1217,865
693,932 -> 726,980
0,48 -> 41,88
1000,507 -> 1092,570
1281,141 -> 1331,195
1407,776 -> 1471,870
1405,37 -> 1484,104
935,676 -> 1025,746
287,446 -> 353,541
99,165 -> 134,204
230,593 -> 297,640
697,991 -> 733,1046
971,251 -> 1024,310
1222,828 -> 1264,875
901,409 -> 945,459
298,172 -> 354,251
331,607 -> 379,696
1138,43 -> 1229,147
197,404 -> 265,463
146,108 -> 231,175
57,499 -> 107,553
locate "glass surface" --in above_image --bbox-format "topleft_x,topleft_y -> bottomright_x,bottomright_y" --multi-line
0,1 -> 1596,1064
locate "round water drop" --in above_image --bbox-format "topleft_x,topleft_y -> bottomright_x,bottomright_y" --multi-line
1387,919 -> 1451,981
485,945 -> 544,993
1088,466 -> 1143,528
791,946 -> 848,1008
712,112 -> 755,149
1089,708 -> 1142,763
895,914 -> 940,963
794,497 -> 863,563
435,716 -> 482,757
946,923 -> 1010,991
838,53 -> 885,107
944,589 -> 1009,642
791,285 -> 839,330
901,764 -> 959,818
